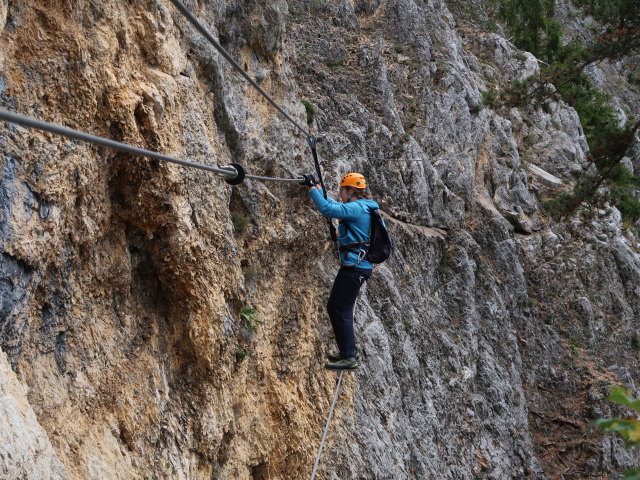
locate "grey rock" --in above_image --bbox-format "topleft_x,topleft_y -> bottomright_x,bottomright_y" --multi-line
336,0 -> 359,30
0,253 -> 32,365
621,156 -> 634,175
0,350 -> 69,480
0,0 -> 639,478
608,366 -> 637,391
354,0 -> 381,15
528,164 -> 563,187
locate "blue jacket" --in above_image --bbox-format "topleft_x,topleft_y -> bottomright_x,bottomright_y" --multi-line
309,188 -> 379,270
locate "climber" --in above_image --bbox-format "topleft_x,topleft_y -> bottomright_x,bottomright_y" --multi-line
300,172 -> 379,370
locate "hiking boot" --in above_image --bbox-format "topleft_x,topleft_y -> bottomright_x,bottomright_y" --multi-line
325,357 -> 359,370
326,350 -> 359,362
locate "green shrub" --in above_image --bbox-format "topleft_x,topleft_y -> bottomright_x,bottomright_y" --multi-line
614,194 -> 640,224
236,345 -> 254,361
302,99 -> 315,126
240,307 -> 262,334
541,193 -> 580,219
593,386 -> 640,478
308,0 -> 327,13
491,0 -> 562,60
481,90 -> 498,108
469,103 -> 483,115
231,211 -> 250,233
324,56 -> 345,68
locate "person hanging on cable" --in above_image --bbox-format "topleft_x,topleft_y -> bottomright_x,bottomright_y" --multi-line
300,172 -> 379,370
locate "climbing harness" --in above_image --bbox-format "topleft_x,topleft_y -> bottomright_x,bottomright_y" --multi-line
341,208 -> 393,264
0,110 -> 303,185
339,216 -> 370,267
339,238 -> 370,266
309,371 -> 343,480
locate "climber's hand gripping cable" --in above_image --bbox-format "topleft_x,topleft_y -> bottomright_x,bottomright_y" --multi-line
300,174 -> 318,188
306,136 -> 338,242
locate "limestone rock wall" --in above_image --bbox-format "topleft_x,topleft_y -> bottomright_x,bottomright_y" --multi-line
0,348 -> 68,479
0,0 -> 638,479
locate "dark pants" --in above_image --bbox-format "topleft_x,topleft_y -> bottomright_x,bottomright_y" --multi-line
326,267 -> 372,359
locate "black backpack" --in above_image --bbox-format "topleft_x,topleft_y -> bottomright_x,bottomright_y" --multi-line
341,207 -> 393,264
366,208 -> 393,263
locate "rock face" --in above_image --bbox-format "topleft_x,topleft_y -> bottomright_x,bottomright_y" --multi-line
0,0 -> 638,479
0,349 -> 69,479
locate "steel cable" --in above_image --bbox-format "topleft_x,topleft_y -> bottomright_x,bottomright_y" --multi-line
308,290 -> 365,479
308,137 -> 338,241
0,109 -> 304,183
167,0 -> 312,139
244,172 -> 303,183
309,370 -> 344,480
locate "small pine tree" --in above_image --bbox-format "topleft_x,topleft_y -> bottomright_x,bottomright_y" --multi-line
494,0 -> 562,60
490,0 -> 640,222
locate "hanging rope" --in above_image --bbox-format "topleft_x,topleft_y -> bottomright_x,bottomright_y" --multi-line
307,135 -> 337,241
167,0 -> 311,139
166,0 -> 336,201
0,109 -> 303,184
308,289 -> 365,479
309,370 -> 344,480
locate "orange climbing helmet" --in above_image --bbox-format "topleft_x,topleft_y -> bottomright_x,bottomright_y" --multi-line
340,172 -> 367,189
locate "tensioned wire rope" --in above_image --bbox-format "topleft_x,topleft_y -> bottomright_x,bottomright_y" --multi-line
0,109 -> 303,183
166,0 -> 338,239
309,370 -> 344,480
338,152 -> 474,162
4,2 -> 358,475
308,286 -> 365,480
166,0 -> 312,139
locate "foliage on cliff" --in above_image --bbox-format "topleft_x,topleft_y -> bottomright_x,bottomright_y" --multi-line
594,386 -> 640,479
488,0 -> 640,223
